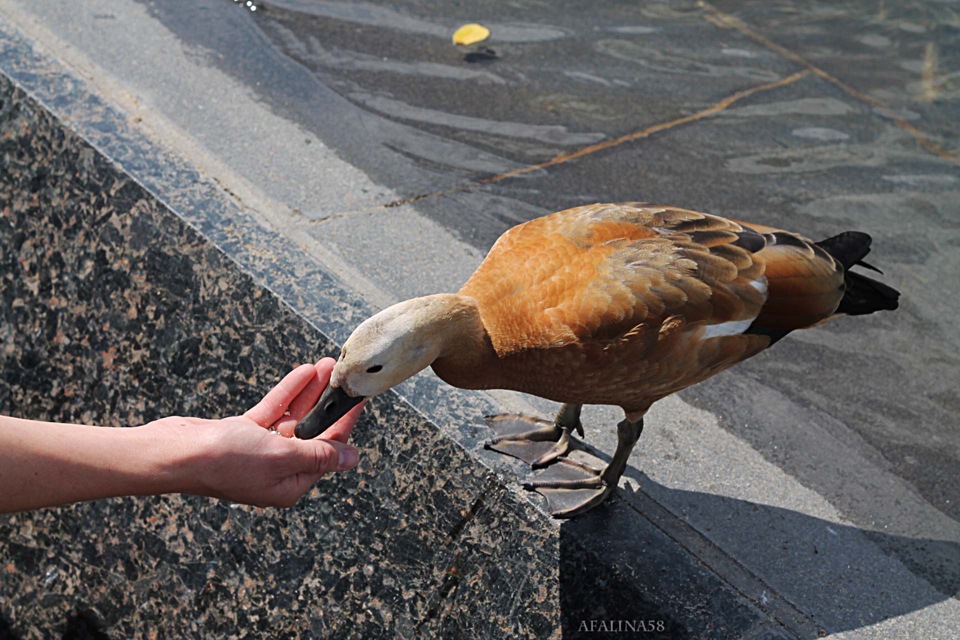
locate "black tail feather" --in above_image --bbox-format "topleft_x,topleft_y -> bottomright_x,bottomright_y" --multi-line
816,231 -> 900,316
857,259 -> 883,274
816,231 -> 872,269
836,271 -> 900,315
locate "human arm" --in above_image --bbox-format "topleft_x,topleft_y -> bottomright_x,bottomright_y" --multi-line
0,358 -> 364,513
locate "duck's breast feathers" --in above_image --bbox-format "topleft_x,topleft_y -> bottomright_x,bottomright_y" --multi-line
459,203 -> 839,356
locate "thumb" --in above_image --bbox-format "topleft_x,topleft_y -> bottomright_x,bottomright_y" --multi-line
294,438 -> 360,474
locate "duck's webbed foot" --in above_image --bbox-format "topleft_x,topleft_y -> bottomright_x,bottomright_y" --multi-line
524,417 -> 644,518
484,404 -> 583,467
523,457 -> 609,518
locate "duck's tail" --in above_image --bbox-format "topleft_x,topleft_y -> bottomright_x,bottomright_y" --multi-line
816,231 -> 900,316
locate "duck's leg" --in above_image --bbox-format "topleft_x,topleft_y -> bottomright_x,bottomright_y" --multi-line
524,416 -> 644,518
484,403 -> 583,467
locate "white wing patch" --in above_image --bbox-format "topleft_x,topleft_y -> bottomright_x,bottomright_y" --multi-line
703,276 -> 768,339
748,276 -> 768,297
703,318 -> 756,339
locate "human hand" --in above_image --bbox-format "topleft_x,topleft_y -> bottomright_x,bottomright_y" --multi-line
147,358 -> 365,508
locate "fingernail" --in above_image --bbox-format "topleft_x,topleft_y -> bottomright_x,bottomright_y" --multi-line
339,447 -> 359,470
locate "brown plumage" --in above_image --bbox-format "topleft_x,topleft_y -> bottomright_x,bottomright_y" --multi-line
297,203 -> 900,517
436,203 -> 877,411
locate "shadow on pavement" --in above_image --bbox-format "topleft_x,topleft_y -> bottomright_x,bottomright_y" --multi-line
558,476 -> 958,639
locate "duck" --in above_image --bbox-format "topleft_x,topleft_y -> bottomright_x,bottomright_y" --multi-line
295,203 -> 900,518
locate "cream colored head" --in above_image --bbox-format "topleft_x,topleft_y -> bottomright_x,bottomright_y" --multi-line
331,294 -> 479,398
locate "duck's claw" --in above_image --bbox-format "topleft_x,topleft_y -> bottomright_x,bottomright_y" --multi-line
483,414 -> 572,466
523,457 -> 614,518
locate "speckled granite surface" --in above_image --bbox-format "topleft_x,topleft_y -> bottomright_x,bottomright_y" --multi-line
0,75 -> 561,639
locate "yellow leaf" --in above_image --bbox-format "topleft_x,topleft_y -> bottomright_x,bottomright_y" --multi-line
452,23 -> 490,46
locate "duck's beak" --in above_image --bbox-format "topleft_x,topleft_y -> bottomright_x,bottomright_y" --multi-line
294,384 -> 365,439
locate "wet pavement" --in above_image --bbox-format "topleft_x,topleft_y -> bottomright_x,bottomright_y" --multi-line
1,0 -> 958,637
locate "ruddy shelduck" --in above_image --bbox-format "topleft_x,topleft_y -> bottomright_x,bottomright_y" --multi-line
296,203 -> 899,517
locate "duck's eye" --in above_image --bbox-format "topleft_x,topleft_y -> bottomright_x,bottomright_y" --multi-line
366,365 -> 383,373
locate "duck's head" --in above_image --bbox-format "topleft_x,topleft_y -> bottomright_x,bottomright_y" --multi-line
295,294 -> 477,439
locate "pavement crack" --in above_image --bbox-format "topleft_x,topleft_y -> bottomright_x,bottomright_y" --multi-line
475,69 -> 811,185
921,42 -> 938,102
698,0 -> 959,165
328,69 -> 811,217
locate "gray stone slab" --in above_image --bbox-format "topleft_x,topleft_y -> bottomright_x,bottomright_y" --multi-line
304,205 -> 485,303
251,0 -> 797,164
0,0 -> 404,214
708,0 -> 960,155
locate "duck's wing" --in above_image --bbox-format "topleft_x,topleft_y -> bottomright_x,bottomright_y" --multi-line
459,203 -> 844,356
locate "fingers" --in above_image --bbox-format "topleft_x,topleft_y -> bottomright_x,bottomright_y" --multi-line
314,356 -> 336,379
270,436 -> 360,508
292,437 -> 359,475
273,358 -> 336,435
244,363 -> 317,427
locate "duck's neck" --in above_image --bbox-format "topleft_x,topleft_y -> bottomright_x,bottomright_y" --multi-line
419,293 -> 487,358
423,294 -> 497,386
